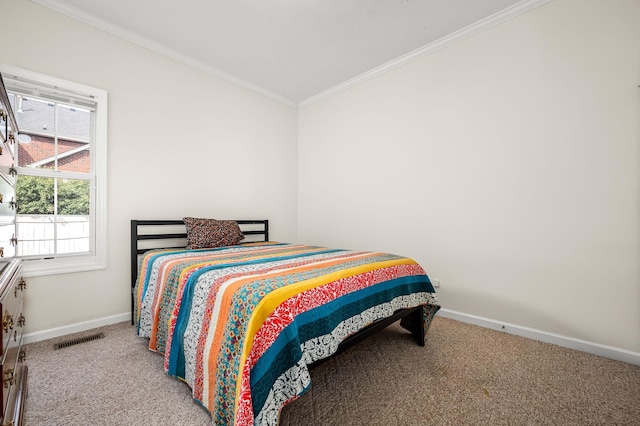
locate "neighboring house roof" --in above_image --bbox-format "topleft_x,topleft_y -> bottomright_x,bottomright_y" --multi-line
13,94 -> 90,141
8,92 -> 91,174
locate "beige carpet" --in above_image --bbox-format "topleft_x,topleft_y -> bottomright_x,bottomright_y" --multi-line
23,316 -> 640,425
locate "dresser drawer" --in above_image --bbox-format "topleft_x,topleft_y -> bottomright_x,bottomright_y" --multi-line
0,259 -> 24,425
0,277 -> 23,356
0,327 -> 21,418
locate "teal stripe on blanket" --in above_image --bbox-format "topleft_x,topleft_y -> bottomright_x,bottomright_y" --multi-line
166,249 -> 344,378
249,274 -> 432,416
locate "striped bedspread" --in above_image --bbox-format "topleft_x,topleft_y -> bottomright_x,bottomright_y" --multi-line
134,242 -> 440,425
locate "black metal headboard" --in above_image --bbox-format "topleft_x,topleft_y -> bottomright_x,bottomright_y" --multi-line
130,219 -> 269,323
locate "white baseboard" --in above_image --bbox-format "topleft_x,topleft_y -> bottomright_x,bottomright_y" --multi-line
437,308 -> 640,366
23,312 -> 131,345
23,309 -> 640,366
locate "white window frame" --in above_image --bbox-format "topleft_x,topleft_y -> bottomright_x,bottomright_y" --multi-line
1,64 -> 107,277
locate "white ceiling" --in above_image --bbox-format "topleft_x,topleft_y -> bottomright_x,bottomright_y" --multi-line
32,0 -> 546,107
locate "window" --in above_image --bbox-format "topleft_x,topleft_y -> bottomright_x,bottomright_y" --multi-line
1,65 -> 107,276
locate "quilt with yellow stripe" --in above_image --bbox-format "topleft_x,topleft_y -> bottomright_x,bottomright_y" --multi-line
134,242 -> 440,425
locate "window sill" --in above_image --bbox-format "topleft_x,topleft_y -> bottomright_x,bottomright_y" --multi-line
20,254 -> 106,277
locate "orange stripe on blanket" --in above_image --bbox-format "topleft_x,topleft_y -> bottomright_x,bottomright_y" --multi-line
205,252 -> 389,414
194,248 -> 351,401
149,245 -> 307,351
231,257 -> 417,420
136,245 -> 287,325
165,247 -> 328,377
135,249 -> 169,324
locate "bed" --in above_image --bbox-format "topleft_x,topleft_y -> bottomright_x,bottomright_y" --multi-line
131,218 -> 440,425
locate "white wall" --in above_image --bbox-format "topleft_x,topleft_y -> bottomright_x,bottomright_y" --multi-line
299,0 -> 640,353
1,0 -> 638,356
0,0 -> 298,335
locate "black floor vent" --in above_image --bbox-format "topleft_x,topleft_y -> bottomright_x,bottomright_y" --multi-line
53,332 -> 105,350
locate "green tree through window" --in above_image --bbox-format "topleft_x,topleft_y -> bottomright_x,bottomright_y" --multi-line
58,179 -> 90,215
16,176 -> 89,215
16,176 -> 53,215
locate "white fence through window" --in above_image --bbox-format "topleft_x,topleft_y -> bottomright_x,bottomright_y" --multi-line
17,215 -> 90,256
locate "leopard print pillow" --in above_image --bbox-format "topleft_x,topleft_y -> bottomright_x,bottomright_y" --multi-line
183,217 -> 244,249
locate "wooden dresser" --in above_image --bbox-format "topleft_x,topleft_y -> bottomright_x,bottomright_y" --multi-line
0,259 -> 25,426
0,72 -> 26,426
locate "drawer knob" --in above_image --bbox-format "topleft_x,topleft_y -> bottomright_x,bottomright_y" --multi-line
2,311 -> 13,332
18,314 -> 25,327
3,368 -> 14,388
14,278 -> 26,298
